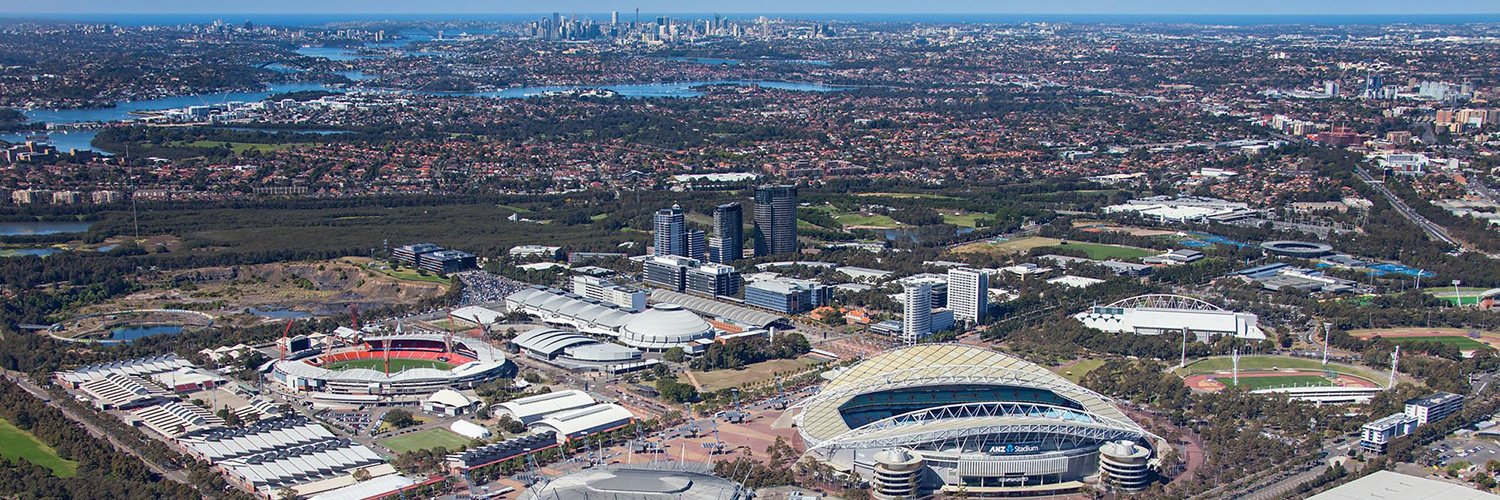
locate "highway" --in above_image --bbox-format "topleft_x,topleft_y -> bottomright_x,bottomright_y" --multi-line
1353,166 -> 1462,249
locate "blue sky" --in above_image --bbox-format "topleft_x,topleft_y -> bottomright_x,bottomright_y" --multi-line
4,1 -> 1497,15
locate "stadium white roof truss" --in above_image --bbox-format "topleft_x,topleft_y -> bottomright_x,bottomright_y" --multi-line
1103,294 -> 1224,311
807,402 -> 1156,452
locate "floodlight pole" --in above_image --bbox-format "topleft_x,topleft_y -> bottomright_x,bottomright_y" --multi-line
1179,329 -> 1187,369
1231,348 -> 1240,387
1389,345 -> 1400,389
1322,322 -> 1331,366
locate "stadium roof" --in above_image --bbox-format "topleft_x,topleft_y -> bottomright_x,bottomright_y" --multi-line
56,354 -> 194,385
796,344 -> 1145,447
1306,471 -> 1500,500
494,389 -> 597,423
531,403 -> 634,439
618,304 -> 715,350
649,289 -> 781,328
450,306 -> 504,325
307,473 -> 414,500
520,464 -> 747,500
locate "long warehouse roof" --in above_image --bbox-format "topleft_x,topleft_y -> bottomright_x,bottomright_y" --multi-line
649,290 -> 781,328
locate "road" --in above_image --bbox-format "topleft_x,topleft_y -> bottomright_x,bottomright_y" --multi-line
1353,166 -> 1462,249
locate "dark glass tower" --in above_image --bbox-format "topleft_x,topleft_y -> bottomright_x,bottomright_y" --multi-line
710,202 -> 743,263
753,185 -> 798,256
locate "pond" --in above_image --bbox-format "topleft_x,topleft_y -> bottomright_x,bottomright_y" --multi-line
107,324 -> 186,342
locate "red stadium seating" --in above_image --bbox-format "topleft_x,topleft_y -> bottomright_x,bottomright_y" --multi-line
313,348 -> 475,366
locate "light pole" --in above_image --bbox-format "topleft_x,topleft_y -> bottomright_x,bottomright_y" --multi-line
1454,280 -> 1463,307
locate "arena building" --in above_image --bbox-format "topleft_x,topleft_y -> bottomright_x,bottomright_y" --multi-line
268,331 -> 513,404
795,344 -> 1157,497
505,287 -> 717,351
511,328 -> 653,373
519,463 -> 749,500
1073,294 -> 1266,341
1260,240 -> 1336,259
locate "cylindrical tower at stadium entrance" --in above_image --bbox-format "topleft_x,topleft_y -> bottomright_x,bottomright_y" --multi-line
872,448 -> 924,500
1098,440 -> 1152,492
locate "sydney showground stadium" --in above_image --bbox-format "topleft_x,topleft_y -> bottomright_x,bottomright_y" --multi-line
268,332 -> 513,405
793,344 -> 1160,497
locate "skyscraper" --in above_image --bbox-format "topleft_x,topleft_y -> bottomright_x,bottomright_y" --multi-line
687,229 -> 706,261
902,283 -> 933,345
710,202 -> 743,263
753,185 -> 797,256
947,267 -> 989,326
654,204 -> 685,257
611,11 -> 619,25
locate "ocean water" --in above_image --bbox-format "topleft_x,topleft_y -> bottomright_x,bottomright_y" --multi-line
11,13 -> 1500,26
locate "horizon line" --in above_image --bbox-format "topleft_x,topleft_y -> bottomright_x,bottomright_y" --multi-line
5,12 -> 1500,16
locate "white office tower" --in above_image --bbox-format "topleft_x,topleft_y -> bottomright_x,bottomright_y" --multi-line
571,275 -> 645,312
902,283 -> 933,345
947,267 -> 989,326
653,204 -> 685,257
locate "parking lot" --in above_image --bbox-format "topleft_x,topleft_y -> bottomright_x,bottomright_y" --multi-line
1428,438 -> 1500,467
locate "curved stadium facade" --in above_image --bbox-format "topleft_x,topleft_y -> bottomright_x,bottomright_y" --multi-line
270,332 -> 513,402
796,344 -> 1155,497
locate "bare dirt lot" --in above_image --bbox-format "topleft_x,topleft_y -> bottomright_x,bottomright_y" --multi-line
80,257 -> 447,320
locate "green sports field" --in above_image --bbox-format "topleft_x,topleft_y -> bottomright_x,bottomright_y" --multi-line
1175,355 -> 1384,386
1378,335 -> 1491,350
379,428 -> 473,454
1226,375 -> 1333,391
0,418 -> 77,477
1042,241 -> 1156,260
323,358 -> 454,372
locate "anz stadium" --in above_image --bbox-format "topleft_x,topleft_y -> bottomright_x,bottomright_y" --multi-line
794,344 -> 1158,497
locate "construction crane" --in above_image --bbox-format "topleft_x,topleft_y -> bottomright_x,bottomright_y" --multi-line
277,319 -> 295,361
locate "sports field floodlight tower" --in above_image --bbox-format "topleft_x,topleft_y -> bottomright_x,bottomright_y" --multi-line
1231,348 -> 1241,387
1389,345 -> 1400,389
1321,322 -> 1332,366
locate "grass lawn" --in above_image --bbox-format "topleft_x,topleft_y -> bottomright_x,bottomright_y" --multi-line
0,418 -> 77,478
1042,241 -> 1155,260
1377,335 -> 1491,351
1227,375 -> 1333,391
1434,296 -> 1483,306
379,427 -> 472,454
797,219 -> 835,231
497,204 -> 534,214
853,192 -> 960,200
834,212 -> 900,228
170,140 -> 312,154
942,213 -> 985,228
1053,359 -> 1107,384
371,264 -> 451,285
589,213 -> 609,221
952,236 -> 1064,256
1176,356 -> 1382,385
324,358 -> 454,372
691,357 -> 819,392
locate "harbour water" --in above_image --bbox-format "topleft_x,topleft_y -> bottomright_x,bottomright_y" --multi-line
21,81 -> 846,125
0,221 -> 94,236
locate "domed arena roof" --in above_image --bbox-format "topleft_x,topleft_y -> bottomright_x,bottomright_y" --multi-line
617,303 -> 714,350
